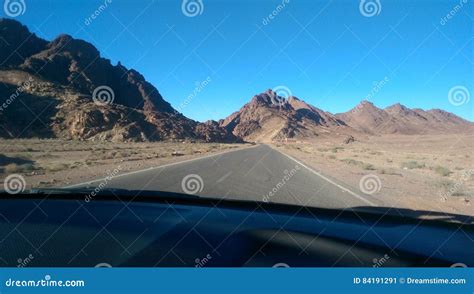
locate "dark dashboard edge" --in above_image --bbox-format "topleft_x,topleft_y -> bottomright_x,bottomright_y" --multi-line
0,192 -> 472,230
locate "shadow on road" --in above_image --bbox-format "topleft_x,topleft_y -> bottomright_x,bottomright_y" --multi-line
351,206 -> 473,224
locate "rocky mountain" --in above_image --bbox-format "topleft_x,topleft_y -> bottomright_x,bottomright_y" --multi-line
1,19 -> 471,143
221,92 -> 473,142
335,100 -> 390,134
220,89 -> 350,142
0,18 -> 239,143
336,101 -> 473,135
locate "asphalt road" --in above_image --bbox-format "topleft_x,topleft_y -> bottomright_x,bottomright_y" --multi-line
69,144 -> 381,209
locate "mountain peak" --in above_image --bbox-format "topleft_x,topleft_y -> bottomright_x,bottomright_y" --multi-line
0,18 -> 27,30
336,100 -> 473,135
348,100 -> 383,114
385,103 -> 409,113
0,19 -> 243,143
48,34 -> 100,59
1,19 -> 471,143
53,33 -> 74,42
221,90 -> 348,142
250,89 -> 286,107
358,100 -> 375,107
0,18 -> 48,68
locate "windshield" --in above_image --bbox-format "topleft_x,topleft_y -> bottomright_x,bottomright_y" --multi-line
0,0 -> 472,221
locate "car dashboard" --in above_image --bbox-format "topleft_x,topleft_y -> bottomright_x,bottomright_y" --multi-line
0,194 -> 472,267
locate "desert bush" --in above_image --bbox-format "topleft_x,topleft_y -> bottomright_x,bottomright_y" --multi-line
362,163 -> 376,170
331,147 -> 344,153
341,158 -> 362,165
3,163 -> 35,173
433,165 -> 452,177
378,168 -> 402,176
401,161 -> 425,169
435,179 -> 455,191
43,163 -> 70,172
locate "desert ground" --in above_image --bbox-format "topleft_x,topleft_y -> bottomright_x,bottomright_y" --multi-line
273,134 -> 473,216
0,139 -> 250,189
0,135 -> 472,217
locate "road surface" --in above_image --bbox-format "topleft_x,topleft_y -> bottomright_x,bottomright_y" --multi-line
69,144 -> 381,209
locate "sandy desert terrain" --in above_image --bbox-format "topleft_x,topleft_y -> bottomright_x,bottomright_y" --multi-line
0,139 -> 250,189
1,134 -> 472,217
273,134 -> 473,216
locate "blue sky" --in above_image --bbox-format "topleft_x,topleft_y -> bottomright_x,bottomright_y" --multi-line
4,0 -> 473,121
